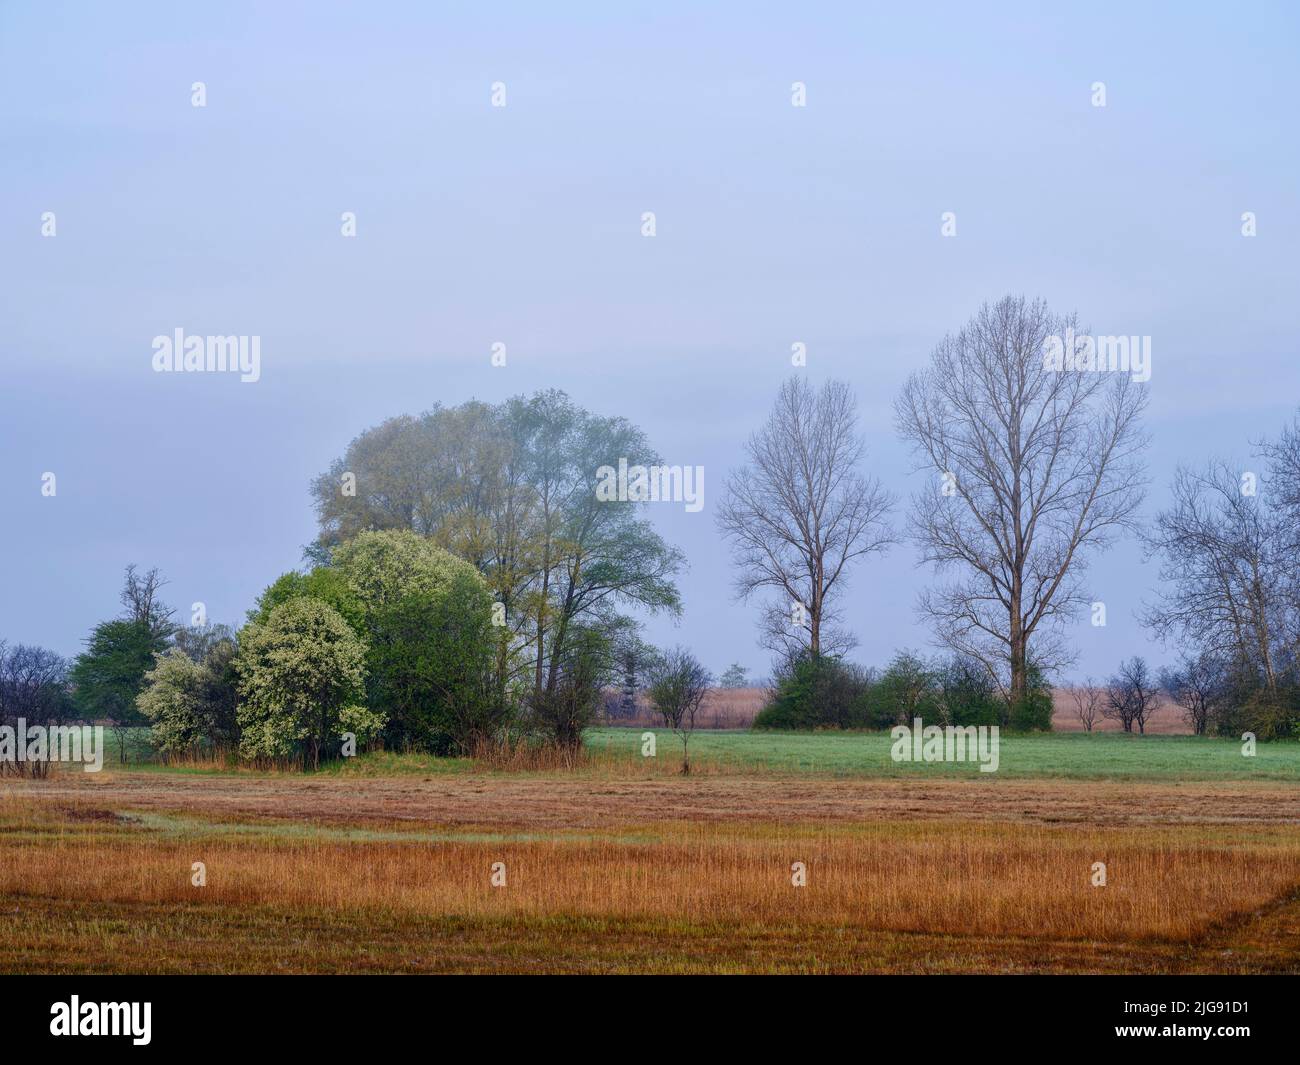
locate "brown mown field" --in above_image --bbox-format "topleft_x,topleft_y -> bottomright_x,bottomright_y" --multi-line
2,764 -> 1298,974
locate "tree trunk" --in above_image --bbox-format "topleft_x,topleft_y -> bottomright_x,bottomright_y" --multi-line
1008,609 -> 1027,710
533,567 -> 549,702
809,561 -> 823,658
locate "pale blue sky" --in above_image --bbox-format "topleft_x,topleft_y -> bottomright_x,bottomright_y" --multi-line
2,1 -> 1297,680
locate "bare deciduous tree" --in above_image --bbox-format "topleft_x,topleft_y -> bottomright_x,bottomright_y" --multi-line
1142,462 -> 1284,698
645,647 -> 712,774
1143,412 -> 1300,738
120,564 -> 177,641
717,376 -> 895,661
1257,411 -> 1300,528
1256,412 -> 1300,670
1104,656 -> 1160,734
0,642 -> 71,778
1160,652 -> 1228,736
1070,677 -> 1103,732
895,296 -> 1149,703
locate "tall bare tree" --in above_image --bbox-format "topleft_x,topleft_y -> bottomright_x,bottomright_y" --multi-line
1258,411 -> 1300,527
717,376 -> 894,661
1257,411 -> 1300,665
895,296 -> 1149,703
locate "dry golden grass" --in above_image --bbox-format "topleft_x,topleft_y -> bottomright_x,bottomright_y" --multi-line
5,756 -> 1300,974
611,687 -> 767,729
469,735 -> 592,771
1050,690 -> 1191,733
4,820 -> 1295,940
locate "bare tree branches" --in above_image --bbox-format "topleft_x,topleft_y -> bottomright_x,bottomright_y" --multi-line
717,376 -> 895,661
120,564 -> 176,641
1141,461 -> 1285,695
0,643 -> 72,778
1103,656 -> 1160,734
895,296 -> 1149,700
645,647 -> 712,773
1159,652 -> 1229,736
1070,677 -> 1102,732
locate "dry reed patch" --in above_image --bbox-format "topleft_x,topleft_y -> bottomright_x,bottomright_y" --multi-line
2,811 -> 1297,945
611,687 -> 767,729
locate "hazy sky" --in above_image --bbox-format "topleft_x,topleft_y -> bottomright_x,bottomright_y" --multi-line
2,1 -> 1297,681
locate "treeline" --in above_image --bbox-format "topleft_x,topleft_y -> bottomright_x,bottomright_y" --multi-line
3,391 -> 713,770
7,298 -> 1298,763
723,297 -> 1298,739
1067,654 -> 1274,738
756,652 -> 1053,732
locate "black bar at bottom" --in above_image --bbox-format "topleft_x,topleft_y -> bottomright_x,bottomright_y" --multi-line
2,974 -> 1292,1052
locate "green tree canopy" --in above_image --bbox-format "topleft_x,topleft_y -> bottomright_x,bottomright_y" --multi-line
235,598 -> 378,767
332,529 -> 484,618
136,649 -> 208,754
137,628 -> 242,755
250,567 -> 365,636
368,568 -> 504,752
69,619 -> 165,761
310,393 -> 685,717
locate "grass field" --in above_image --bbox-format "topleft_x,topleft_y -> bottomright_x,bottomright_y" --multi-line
3,730 -> 1298,973
588,728 -> 1300,780
112,726 -> 1300,781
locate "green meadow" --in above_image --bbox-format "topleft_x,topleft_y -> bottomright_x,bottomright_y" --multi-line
586,727 -> 1300,781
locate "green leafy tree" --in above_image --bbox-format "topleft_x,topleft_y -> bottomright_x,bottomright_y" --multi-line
935,656 -> 1004,727
69,619 -> 165,762
249,568 -> 365,637
718,663 -> 749,688
1007,663 -> 1054,731
137,627 -> 242,756
330,529 -> 503,748
533,395 -> 683,703
862,651 -> 940,729
68,565 -> 177,762
367,569 -> 506,752
332,529 -> 482,616
136,649 -> 208,754
235,598 -> 378,767
310,393 -> 685,722
753,654 -> 874,730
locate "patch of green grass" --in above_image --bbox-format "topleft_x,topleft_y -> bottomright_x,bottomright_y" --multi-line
95,725 -> 1300,782
585,728 -> 1300,781
120,811 -> 659,846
